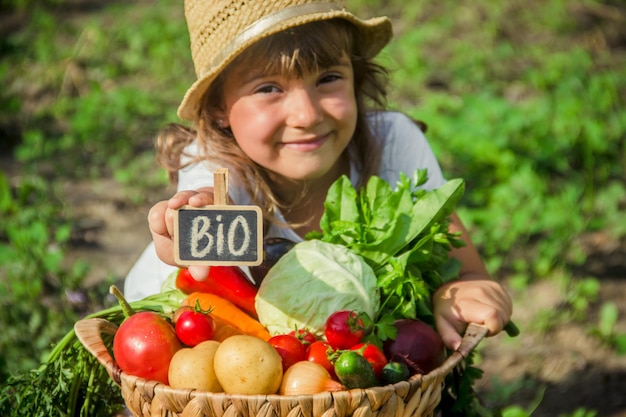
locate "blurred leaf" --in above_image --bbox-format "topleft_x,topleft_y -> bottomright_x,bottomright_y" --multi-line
502,406 -> 531,417
614,335 -> 626,355
598,302 -> 619,338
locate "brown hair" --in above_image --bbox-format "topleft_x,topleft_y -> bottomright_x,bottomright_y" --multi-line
156,19 -> 388,226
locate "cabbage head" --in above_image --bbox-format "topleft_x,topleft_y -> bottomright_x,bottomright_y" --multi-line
255,239 -> 379,336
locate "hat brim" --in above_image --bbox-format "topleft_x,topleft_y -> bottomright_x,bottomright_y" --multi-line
177,7 -> 392,121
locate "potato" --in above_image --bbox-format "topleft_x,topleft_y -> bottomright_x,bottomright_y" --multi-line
213,335 -> 282,394
168,340 -> 223,392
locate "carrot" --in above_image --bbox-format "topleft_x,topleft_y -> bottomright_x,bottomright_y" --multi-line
183,292 -> 271,341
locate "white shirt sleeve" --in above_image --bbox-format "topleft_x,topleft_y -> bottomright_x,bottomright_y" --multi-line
177,142 -> 215,191
123,242 -> 178,302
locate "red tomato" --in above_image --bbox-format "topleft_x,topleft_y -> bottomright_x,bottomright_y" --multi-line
324,310 -> 366,350
174,306 -> 216,347
307,341 -> 337,378
268,334 -> 307,372
289,328 -> 317,350
113,311 -> 182,384
350,343 -> 388,378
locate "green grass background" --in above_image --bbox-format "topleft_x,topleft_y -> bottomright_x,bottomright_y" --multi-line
1,0 -> 625,415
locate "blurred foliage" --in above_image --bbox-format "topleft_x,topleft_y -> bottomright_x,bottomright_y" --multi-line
0,1 -> 625,414
383,0 -> 626,282
1,0 -> 186,379
2,0 -> 189,184
0,172 -> 88,377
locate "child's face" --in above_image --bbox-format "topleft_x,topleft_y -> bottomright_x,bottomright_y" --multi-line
219,54 -> 357,182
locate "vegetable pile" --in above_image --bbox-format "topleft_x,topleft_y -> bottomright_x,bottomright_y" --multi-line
0,169 -> 494,416
256,170 -> 466,346
107,289 -> 448,397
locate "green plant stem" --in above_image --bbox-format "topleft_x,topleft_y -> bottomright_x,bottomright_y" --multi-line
109,285 -> 136,318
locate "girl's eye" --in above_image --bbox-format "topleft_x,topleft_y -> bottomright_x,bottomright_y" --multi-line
318,73 -> 342,85
254,84 -> 281,94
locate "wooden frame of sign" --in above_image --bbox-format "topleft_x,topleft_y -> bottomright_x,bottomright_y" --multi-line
174,168 -> 263,266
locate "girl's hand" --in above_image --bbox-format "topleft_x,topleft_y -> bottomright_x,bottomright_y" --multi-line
432,279 -> 513,350
148,188 -> 215,281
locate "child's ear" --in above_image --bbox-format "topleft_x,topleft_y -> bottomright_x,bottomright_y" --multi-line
214,111 -> 229,128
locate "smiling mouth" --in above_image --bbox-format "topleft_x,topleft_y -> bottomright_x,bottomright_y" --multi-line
281,133 -> 330,150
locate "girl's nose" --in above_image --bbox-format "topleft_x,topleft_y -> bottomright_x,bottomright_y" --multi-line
285,87 -> 323,128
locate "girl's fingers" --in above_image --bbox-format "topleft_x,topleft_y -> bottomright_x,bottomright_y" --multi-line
435,316 -> 464,351
148,188 -> 216,268
433,279 -> 513,347
453,280 -> 513,324
475,287 -> 512,323
168,189 -> 215,208
471,302 -> 508,336
151,231 -> 176,266
147,201 -> 177,266
188,265 -> 211,282
483,281 -> 514,317
188,192 -> 214,206
155,190 -> 214,238
167,190 -> 201,208
148,200 -> 169,236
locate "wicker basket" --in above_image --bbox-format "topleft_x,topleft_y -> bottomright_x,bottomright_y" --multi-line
74,318 -> 487,417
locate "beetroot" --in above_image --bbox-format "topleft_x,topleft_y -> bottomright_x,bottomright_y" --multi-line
383,318 -> 445,375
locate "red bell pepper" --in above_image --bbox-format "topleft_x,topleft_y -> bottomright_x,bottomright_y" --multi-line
175,266 -> 258,318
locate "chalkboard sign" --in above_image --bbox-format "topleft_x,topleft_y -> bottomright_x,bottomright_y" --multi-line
174,205 -> 263,266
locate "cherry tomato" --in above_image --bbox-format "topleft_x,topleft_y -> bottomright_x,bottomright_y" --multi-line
268,334 -> 307,372
113,311 -> 182,384
174,305 -> 216,347
350,342 -> 388,379
324,310 -> 366,350
307,340 -> 337,378
289,328 -> 317,351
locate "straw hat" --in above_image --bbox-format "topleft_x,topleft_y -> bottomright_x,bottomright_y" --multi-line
177,0 -> 393,121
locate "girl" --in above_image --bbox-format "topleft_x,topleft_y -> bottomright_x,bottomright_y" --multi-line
125,0 -> 513,351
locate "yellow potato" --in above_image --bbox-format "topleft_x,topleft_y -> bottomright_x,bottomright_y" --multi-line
168,340 -> 223,392
213,335 -> 282,395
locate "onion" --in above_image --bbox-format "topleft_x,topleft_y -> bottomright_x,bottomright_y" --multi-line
279,361 -> 344,395
383,319 -> 445,375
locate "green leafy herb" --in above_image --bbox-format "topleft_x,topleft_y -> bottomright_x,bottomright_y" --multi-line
308,169 -> 466,328
0,290 -> 185,417
440,350 -> 487,417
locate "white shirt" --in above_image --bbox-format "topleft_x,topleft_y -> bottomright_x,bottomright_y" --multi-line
123,111 -> 446,301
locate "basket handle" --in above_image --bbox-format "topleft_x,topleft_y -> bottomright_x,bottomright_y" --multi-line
431,323 -> 488,378
457,323 -> 488,357
74,318 -> 123,385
